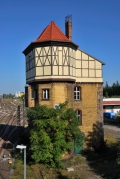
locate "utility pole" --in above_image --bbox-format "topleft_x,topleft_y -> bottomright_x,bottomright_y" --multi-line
23,97 -> 24,125
17,105 -> 20,125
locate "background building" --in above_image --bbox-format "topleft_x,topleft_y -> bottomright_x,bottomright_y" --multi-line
23,16 -> 105,141
103,98 -> 120,114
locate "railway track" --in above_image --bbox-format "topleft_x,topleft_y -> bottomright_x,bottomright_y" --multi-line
0,99 -> 28,158
0,99 -> 28,178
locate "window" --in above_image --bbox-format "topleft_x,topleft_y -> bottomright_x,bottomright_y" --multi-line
30,60 -> 32,69
42,89 -> 49,100
31,90 -> 35,99
74,86 -> 80,100
29,55 -> 31,70
76,110 -> 82,125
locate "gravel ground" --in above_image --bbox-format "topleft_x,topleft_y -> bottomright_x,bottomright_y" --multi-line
104,123 -> 120,138
0,149 -> 11,179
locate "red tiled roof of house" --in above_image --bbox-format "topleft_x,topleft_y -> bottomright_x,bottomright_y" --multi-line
34,21 -> 70,42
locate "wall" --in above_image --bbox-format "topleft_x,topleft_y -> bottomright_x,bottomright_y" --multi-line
27,82 -> 103,137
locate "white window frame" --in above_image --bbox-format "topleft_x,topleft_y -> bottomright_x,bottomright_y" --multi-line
74,86 -> 80,100
42,89 -> 49,100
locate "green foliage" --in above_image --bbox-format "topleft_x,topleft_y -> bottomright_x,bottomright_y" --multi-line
3,93 -> 15,99
27,101 -> 85,167
103,81 -> 120,97
105,91 -> 108,98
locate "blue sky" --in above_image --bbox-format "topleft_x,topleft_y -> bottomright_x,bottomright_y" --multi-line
0,0 -> 120,94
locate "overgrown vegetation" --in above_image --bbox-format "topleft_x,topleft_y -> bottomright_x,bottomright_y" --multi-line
12,132 -> 120,179
27,101 -> 85,168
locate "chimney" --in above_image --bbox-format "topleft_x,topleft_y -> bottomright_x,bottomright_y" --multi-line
65,15 -> 72,41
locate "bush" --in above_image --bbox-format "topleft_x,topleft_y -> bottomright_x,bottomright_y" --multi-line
27,101 -> 85,167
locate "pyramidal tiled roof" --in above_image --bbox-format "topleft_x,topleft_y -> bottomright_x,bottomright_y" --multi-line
34,21 -> 70,42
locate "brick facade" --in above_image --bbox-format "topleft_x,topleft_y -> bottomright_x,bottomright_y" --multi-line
26,82 -> 103,138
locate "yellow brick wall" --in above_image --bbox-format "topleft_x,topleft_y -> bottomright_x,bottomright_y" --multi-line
27,82 -> 103,138
34,83 -> 67,107
66,83 -> 103,136
27,86 -> 35,107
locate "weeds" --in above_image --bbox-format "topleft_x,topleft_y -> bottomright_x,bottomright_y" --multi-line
11,132 -> 120,179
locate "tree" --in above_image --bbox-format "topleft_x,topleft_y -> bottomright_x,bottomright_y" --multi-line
105,91 -> 108,98
105,81 -> 109,89
27,101 -> 85,167
103,81 -> 120,97
3,93 -> 15,99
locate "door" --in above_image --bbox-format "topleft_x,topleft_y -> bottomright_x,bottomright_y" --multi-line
74,139 -> 83,154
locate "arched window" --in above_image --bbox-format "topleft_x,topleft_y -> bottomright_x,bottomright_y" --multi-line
74,86 -> 81,100
76,110 -> 82,125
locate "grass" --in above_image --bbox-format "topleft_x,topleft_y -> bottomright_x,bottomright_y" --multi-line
104,132 -> 118,145
11,154 -> 87,179
11,132 -> 120,179
11,159 -> 84,179
63,155 -> 86,167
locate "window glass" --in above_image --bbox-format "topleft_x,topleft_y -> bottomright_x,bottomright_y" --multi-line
31,90 -> 35,99
74,86 -> 80,100
42,89 -> 49,100
30,61 -> 32,69
29,55 -> 31,69
76,110 -> 82,125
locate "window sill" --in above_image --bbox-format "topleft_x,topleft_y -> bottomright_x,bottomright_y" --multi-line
74,100 -> 81,102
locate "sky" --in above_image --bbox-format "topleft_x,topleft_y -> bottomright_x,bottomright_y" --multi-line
0,0 -> 120,94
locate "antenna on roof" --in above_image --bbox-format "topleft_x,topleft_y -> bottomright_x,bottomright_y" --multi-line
65,15 -> 72,41
65,14 -> 72,22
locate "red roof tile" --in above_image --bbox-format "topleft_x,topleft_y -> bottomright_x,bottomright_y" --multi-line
103,101 -> 120,105
34,21 -> 70,42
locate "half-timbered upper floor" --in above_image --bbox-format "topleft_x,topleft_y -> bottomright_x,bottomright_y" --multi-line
23,21 -> 105,84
